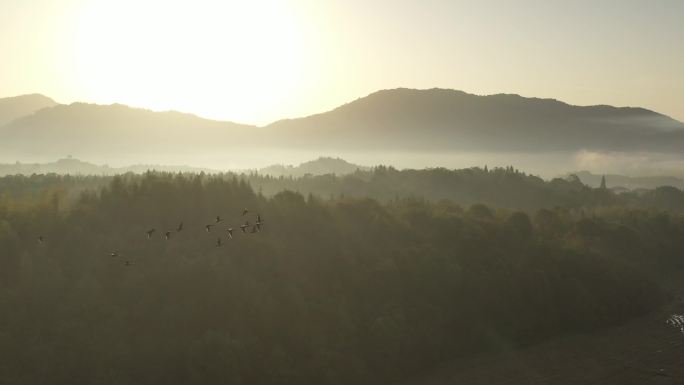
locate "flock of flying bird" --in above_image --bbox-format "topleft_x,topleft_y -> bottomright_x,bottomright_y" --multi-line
38,208 -> 265,266
666,314 -> 684,335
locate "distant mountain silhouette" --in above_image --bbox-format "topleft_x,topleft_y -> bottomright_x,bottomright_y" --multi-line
2,88 -> 684,164
264,88 -> 684,153
258,157 -> 368,177
0,156 -> 365,177
0,157 -> 216,176
0,102 -> 255,161
572,170 -> 684,190
0,94 -> 57,126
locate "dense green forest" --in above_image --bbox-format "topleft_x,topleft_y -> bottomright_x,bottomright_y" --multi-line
1,171 -> 683,384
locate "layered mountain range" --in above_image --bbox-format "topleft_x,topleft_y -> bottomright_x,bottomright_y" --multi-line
2,88 -> 683,167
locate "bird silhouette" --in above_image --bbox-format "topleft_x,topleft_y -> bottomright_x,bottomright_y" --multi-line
255,214 -> 264,230
106,211 -> 268,266
240,221 -> 250,233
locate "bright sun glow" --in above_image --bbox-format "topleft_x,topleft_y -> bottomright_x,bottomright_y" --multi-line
69,0 -> 312,124
3,1 -> 683,126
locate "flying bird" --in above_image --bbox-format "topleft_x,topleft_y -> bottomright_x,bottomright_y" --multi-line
240,221 -> 250,233
164,231 -> 171,240
205,224 -> 215,233
109,251 -> 119,257
146,229 -> 156,239
215,215 -> 223,223
226,228 -> 233,239
242,208 -> 249,216
176,222 -> 183,232
255,214 -> 264,230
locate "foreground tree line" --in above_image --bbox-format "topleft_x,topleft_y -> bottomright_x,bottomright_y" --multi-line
0,172 -> 682,385
6,166 -> 684,212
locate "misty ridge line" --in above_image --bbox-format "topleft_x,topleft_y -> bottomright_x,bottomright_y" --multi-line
5,155 -> 684,195
1,88 -> 679,128
2,88 -> 684,177
0,156 -> 368,178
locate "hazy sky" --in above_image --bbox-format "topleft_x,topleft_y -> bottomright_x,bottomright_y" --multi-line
1,0 -> 682,126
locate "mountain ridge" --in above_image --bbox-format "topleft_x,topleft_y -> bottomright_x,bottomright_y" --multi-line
299,88 -> 670,122
263,88 -> 684,152
0,93 -> 58,126
0,101 -> 257,162
2,88 -> 684,168
4,88 -> 679,128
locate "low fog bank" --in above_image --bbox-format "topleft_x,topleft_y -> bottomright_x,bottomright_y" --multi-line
4,150 -> 684,182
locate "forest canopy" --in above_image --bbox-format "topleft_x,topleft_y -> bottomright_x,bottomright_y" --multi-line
0,171 -> 682,385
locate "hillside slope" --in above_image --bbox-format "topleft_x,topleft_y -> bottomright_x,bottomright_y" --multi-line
0,102 -> 258,162
0,94 -> 58,126
265,88 -> 684,153
3,89 -> 684,168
